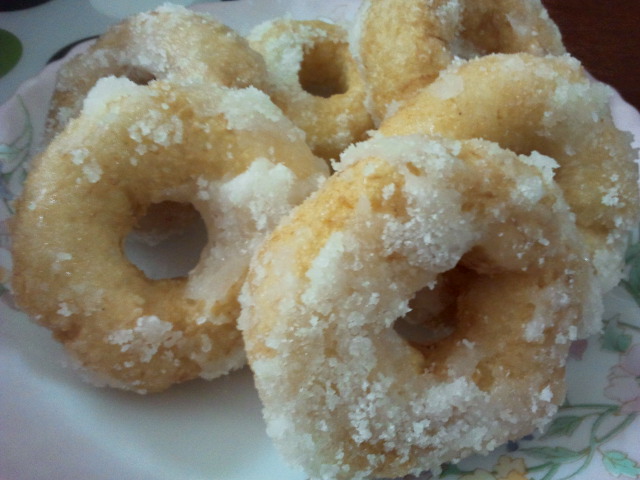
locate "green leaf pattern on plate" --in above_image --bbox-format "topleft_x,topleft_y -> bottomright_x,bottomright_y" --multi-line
540,416 -> 584,439
601,315 -> 634,353
0,96 -> 32,216
438,239 -> 640,480
602,451 -> 640,478
0,95 -> 32,297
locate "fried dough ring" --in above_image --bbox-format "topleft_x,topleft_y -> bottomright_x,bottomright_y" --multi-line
380,53 -> 640,292
248,19 -> 373,161
239,135 -> 602,479
11,78 -> 328,393
45,4 -> 268,142
351,0 -> 566,122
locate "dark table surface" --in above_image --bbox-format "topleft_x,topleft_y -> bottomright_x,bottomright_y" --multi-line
543,0 -> 640,110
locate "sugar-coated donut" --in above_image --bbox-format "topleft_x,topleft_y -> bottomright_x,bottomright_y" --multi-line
351,0 -> 566,123
11,78 -> 329,393
239,135 -> 602,480
248,19 -> 373,161
45,4 -> 268,142
380,53 -> 640,292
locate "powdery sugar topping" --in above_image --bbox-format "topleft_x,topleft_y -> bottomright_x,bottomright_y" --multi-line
186,157 -> 325,305
430,71 -> 464,100
106,315 -> 183,363
82,76 -> 143,117
217,86 -> 301,137
242,134 -> 601,480
128,110 -> 184,147
249,20 -> 328,98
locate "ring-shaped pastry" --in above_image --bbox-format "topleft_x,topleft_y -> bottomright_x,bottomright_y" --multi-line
380,53 -> 640,292
11,78 -> 329,393
351,0 -> 566,122
239,135 -> 602,479
249,18 -> 373,161
45,4 -> 268,141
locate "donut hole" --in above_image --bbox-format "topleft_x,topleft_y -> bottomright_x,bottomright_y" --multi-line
394,267 -> 505,392
460,11 -> 506,56
124,201 -> 208,280
393,271 -> 463,347
298,41 -> 349,97
394,267 -> 503,388
460,8 -> 539,57
393,307 -> 454,347
119,65 -> 156,85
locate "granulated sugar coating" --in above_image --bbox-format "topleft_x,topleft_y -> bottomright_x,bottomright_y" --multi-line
350,0 -> 566,123
239,135 -> 603,479
380,53 -> 640,293
249,18 -> 373,161
11,78 -> 329,393
7,2 -> 639,478
45,4 -> 269,142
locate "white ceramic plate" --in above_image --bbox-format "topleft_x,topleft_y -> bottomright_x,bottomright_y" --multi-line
1,2 -> 640,480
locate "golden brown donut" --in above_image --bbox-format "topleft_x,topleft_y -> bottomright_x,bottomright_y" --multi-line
380,53 -> 640,292
350,0 -> 566,123
45,4 -> 268,142
11,78 -> 329,393
248,19 -> 373,161
239,135 -> 602,479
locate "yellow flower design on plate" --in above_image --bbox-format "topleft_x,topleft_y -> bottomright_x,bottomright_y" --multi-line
461,456 -> 530,480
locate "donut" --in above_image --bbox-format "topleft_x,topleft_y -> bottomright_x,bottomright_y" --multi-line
11,77 -> 329,394
248,19 -> 373,161
350,0 -> 566,123
45,4 -> 268,141
45,4 -> 270,242
239,135 -> 603,479
379,53 -> 640,292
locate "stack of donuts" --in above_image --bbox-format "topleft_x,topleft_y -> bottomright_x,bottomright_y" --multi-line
10,2 -> 639,479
